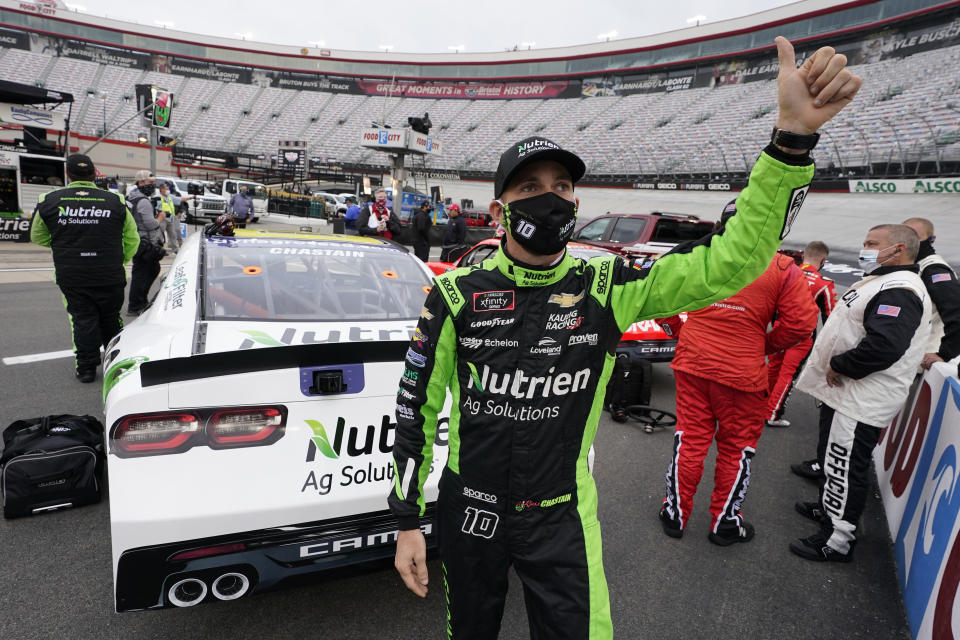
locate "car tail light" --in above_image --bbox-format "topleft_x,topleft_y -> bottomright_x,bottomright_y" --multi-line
208,407 -> 284,447
111,406 -> 286,457
113,413 -> 200,455
169,543 -> 247,562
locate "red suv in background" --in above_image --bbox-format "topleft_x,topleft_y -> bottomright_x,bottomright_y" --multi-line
572,212 -> 715,262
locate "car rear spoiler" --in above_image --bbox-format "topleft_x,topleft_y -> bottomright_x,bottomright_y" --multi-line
139,341 -> 410,387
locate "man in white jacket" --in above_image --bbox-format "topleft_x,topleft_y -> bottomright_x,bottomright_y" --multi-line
791,223 -> 931,562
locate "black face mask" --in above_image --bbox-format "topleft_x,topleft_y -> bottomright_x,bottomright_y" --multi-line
917,237 -> 935,258
139,183 -> 156,196
503,192 -> 577,255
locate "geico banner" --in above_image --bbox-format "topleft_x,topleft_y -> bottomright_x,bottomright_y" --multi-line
633,182 -> 733,191
874,363 -> 960,639
0,102 -> 66,131
849,179 -> 960,194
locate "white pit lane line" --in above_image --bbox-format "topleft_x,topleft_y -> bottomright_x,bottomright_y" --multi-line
3,349 -> 75,365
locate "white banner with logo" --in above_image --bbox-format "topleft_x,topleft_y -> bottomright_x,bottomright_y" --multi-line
874,362 -> 960,639
849,178 -> 960,194
0,102 -> 67,131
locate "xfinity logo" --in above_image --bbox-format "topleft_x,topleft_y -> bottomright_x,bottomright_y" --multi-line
465,362 -> 590,399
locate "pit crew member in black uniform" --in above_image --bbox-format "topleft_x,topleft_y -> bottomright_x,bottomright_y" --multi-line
389,38 -> 862,638
30,154 -> 139,382
902,217 -> 960,367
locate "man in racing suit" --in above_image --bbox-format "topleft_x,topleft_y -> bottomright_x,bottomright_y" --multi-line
30,154 -> 140,382
766,240 -> 838,427
390,38 -> 861,638
791,224 -> 931,562
902,217 -> 960,368
659,208 -> 817,544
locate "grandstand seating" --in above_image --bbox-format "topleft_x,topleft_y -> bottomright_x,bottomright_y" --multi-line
2,40 -> 959,176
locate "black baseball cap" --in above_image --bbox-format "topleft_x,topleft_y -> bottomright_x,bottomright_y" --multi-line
66,153 -> 96,178
494,136 -> 586,198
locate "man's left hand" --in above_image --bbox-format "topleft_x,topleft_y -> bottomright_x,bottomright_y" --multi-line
921,353 -> 944,370
826,365 -> 844,388
775,36 -> 862,135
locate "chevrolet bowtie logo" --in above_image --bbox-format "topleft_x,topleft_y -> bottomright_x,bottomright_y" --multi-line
548,291 -> 584,307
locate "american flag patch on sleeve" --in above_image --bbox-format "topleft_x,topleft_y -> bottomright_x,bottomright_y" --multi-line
877,304 -> 901,317
931,273 -> 952,283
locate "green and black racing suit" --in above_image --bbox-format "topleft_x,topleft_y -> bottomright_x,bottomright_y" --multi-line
389,146 -> 814,639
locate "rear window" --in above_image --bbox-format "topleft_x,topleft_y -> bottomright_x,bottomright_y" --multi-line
203,239 -> 431,321
651,219 -> 715,244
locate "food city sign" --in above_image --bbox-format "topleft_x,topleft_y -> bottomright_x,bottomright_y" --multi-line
849,178 -> 960,194
874,365 -> 960,639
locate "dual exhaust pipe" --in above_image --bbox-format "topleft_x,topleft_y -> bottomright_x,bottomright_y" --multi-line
168,572 -> 250,607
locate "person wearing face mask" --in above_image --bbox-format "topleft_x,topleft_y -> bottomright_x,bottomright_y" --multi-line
126,170 -> 166,316
767,240 -> 838,429
389,37 -> 862,638
901,217 -> 960,369
357,188 -> 401,239
791,224 -> 931,563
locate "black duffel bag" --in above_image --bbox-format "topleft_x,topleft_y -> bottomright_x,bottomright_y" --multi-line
0,415 -> 105,518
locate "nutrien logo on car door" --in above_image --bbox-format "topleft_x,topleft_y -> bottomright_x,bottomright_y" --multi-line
473,290 -> 515,312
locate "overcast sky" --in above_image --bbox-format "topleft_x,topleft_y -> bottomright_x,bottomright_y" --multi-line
68,0 -> 797,54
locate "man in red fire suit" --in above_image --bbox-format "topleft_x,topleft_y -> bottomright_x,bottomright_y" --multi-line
660,204 -> 818,543
766,240 -> 838,427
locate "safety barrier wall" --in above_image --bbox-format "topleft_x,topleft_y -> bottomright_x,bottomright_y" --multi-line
874,361 -> 960,639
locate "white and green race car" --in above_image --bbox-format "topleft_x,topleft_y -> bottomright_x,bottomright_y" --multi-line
103,230 -> 447,611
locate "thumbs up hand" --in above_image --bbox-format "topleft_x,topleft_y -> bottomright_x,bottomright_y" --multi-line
775,36 -> 862,136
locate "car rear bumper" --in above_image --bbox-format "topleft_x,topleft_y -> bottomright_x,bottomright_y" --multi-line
615,339 -> 677,363
115,507 -> 435,611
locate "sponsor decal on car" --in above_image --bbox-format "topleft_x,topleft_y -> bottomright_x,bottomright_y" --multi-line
301,415 -> 448,496
162,263 -> 189,310
238,325 -> 416,349
473,290 -> 515,312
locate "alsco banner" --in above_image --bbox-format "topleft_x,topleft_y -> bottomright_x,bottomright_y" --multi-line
849,179 -> 960,194
354,80 -> 576,99
875,364 -> 960,639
